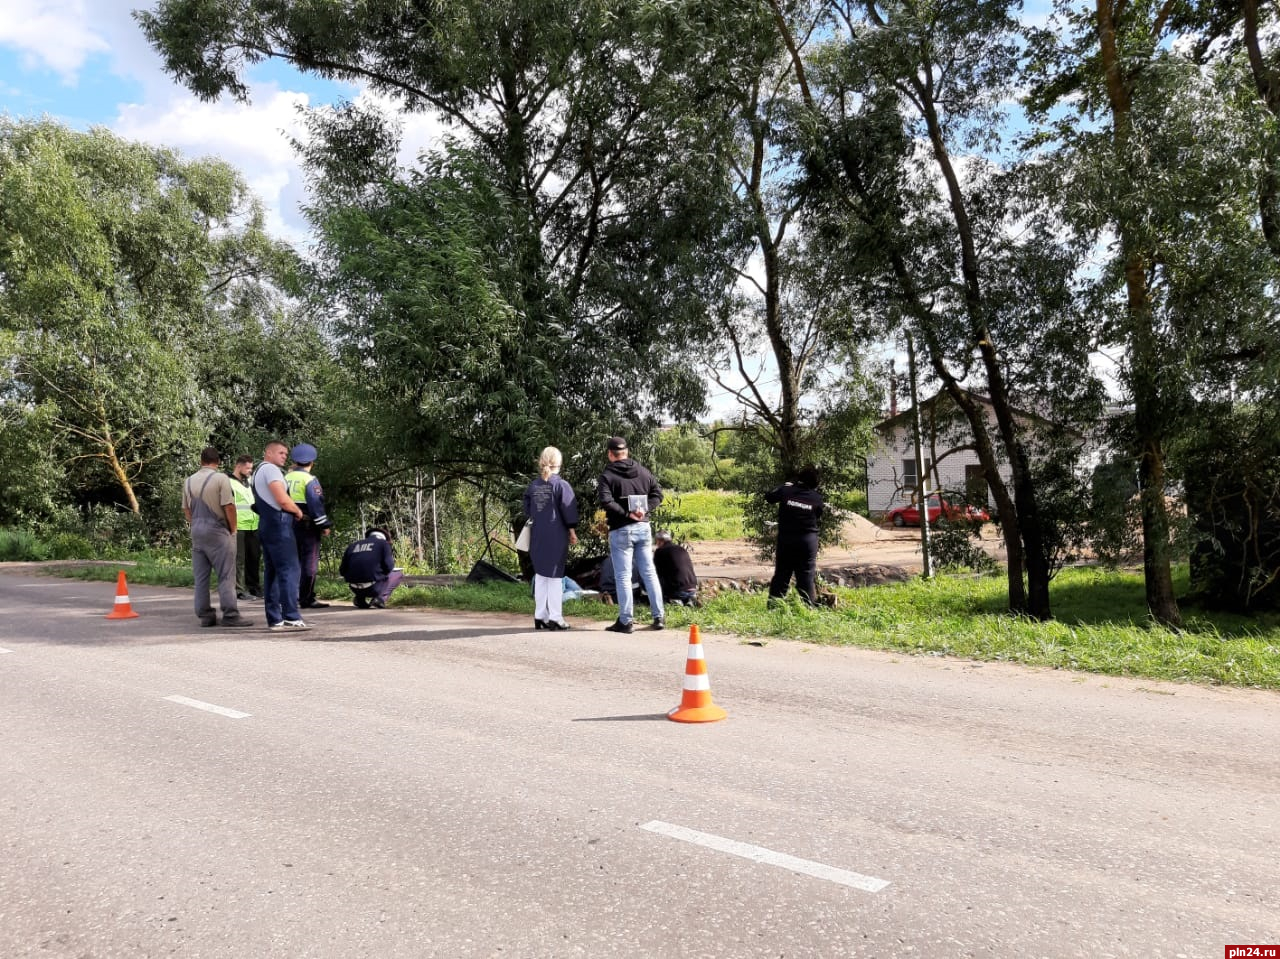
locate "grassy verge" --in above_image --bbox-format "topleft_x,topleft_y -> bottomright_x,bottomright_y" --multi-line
25,560 -> 1280,689
656,490 -> 746,541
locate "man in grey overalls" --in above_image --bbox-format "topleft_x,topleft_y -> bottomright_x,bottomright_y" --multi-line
182,447 -> 253,628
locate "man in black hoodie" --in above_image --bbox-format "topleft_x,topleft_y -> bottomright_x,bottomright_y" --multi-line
597,436 -> 665,633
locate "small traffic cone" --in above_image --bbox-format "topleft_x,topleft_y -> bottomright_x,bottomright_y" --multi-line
667,624 -> 726,724
105,570 -> 139,620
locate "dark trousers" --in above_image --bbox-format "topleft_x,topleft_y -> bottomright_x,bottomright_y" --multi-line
769,533 -> 818,605
235,528 -> 261,596
350,570 -> 404,606
295,523 -> 321,607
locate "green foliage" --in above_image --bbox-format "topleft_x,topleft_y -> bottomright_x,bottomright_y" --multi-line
1087,458 -> 1141,567
0,117 -> 311,530
647,424 -> 747,491
0,529 -> 48,562
931,519 -> 999,574
1182,402 -> 1280,611
140,0 -> 758,499
0,401 -> 63,526
654,490 -> 745,541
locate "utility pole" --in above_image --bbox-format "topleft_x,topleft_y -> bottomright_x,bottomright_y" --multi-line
907,333 -> 932,579
431,474 -> 440,570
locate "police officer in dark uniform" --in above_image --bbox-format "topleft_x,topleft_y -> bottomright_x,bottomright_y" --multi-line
284,443 -> 332,609
339,527 -> 403,608
765,465 -> 825,607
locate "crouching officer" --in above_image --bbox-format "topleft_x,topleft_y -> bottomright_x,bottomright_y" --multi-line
285,443 -> 332,610
339,528 -> 403,608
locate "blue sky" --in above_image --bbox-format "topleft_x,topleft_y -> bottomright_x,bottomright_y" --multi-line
0,1 -> 449,247
4,1 -> 1063,247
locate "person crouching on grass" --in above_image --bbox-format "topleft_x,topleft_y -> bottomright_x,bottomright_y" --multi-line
339,527 -> 403,609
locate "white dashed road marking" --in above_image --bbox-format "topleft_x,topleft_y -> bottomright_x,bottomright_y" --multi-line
163,695 -> 251,720
640,820 -> 890,893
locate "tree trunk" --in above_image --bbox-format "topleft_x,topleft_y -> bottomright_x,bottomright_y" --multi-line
1097,0 -> 1182,627
917,83 -> 1049,618
104,443 -> 140,515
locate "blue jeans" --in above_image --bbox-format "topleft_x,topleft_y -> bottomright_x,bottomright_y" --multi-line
257,507 -> 302,625
609,523 -> 664,625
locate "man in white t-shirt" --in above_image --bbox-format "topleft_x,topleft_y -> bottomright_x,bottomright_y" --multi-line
252,440 -> 310,630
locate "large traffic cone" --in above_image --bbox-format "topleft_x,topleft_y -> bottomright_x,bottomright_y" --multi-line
105,570 -> 139,620
667,624 -> 726,724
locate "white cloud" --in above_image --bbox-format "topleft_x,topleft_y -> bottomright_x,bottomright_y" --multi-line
0,1 -> 109,80
114,85 -> 315,245
349,87 -> 450,172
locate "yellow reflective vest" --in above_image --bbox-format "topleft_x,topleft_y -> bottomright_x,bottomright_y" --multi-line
285,469 -> 316,505
228,476 -> 259,531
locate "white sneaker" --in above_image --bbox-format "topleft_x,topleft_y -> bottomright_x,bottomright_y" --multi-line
280,619 -> 311,630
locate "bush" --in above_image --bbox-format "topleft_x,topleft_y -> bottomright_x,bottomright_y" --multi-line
47,532 -> 94,560
0,528 -> 50,562
931,519 -> 998,573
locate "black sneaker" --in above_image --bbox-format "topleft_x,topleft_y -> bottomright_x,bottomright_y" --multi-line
604,620 -> 634,634
649,619 -> 665,631
221,616 -> 254,628
199,616 -> 217,628
302,601 -> 331,609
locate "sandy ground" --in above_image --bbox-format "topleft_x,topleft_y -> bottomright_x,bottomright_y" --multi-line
682,514 -> 1007,580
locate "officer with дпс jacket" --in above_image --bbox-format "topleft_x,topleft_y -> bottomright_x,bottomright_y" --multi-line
284,443 -> 332,609
765,465 -> 824,607
339,527 -> 403,609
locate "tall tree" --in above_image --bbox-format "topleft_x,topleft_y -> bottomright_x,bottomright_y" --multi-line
0,119 -> 296,517
774,0 -> 1100,618
139,0 -> 751,496
704,0 -> 880,547
1028,0 -> 1279,624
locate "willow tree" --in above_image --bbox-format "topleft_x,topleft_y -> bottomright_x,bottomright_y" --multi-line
0,119 -> 294,518
139,0 -> 753,496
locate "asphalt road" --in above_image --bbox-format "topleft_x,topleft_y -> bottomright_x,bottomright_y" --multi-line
1,571 -> 1277,958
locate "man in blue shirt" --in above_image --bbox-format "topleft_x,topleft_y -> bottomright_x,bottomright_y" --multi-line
252,440 -> 310,629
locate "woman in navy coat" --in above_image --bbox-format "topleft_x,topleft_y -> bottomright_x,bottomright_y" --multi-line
523,446 -> 579,630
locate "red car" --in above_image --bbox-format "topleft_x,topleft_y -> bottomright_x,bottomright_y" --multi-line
888,493 -> 990,527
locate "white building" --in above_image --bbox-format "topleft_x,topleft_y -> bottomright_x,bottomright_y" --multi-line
865,390 -> 1085,519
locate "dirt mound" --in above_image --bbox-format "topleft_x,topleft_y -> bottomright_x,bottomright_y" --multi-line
841,513 -> 888,544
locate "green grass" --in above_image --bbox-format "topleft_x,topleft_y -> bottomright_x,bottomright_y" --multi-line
24,557 -> 1280,689
656,490 -> 746,541
382,566 -> 1280,689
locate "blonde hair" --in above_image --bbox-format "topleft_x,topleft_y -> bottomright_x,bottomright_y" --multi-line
538,446 -> 563,481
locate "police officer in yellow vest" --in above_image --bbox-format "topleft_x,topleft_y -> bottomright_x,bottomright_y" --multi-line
229,454 -> 262,599
286,443 -> 332,609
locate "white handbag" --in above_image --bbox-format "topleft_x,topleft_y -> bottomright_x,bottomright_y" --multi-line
514,520 -> 533,551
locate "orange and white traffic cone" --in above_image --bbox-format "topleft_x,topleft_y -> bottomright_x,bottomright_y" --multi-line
667,624 -> 726,724
105,570 -> 139,620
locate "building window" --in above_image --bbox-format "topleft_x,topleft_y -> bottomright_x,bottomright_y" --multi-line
902,457 -> 932,496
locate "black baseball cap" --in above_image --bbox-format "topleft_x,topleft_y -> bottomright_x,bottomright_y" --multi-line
606,436 -> 628,452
